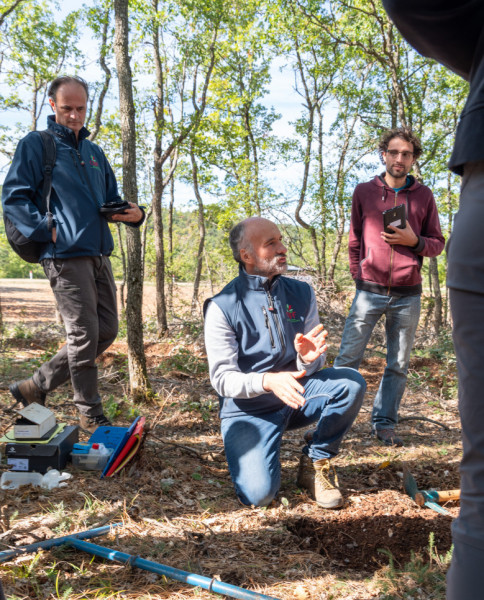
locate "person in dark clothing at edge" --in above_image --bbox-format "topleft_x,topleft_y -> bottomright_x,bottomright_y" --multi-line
204,217 -> 366,509
381,2 -> 484,598
334,127 -> 445,446
2,75 -> 145,433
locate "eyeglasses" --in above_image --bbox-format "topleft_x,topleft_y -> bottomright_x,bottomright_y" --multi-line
386,150 -> 414,160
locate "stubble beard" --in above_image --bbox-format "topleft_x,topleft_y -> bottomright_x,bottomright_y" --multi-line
386,163 -> 409,180
252,255 -> 288,278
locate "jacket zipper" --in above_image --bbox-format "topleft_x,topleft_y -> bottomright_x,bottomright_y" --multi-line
266,289 -> 286,353
387,190 -> 398,294
262,306 -> 275,349
71,145 -> 103,256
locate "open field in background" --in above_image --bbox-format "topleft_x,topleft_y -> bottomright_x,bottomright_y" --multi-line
0,278 -> 459,599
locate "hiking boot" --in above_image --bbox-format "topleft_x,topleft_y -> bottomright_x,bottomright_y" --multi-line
9,378 -> 46,407
79,413 -> 112,434
297,454 -> 343,509
375,428 -> 404,447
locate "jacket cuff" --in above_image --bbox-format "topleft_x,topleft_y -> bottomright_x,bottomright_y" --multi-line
411,235 -> 425,254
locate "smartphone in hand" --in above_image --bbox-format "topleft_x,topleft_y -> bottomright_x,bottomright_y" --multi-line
382,203 -> 406,233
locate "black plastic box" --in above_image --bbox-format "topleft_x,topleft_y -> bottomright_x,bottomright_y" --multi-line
5,426 -> 79,473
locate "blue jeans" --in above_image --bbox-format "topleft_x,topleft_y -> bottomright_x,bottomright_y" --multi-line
334,289 -> 420,430
221,367 -> 365,506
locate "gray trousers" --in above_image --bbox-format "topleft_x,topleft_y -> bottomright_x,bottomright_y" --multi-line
447,288 -> 484,599
33,256 -> 118,417
447,162 -> 484,599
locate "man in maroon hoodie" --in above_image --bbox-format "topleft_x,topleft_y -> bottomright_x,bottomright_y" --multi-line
334,127 -> 445,446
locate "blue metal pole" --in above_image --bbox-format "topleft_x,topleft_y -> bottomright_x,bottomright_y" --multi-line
68,538 -> 281,600
0,523 -> 122,563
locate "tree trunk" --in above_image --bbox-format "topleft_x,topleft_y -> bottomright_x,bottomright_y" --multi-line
429,256 -> 442,335
31,81 -> 38,131
293,49 -> 321,274
116,223 -> 127,309
327,187 -> 346,284
168,165 -> 175,315
88,7 -> 111,142
203,247 -> 215,296
190,145 -> 205,315
150,0 -> 219,328
152,142 -> 168,334
113,0 -> 151,401
151,0 -> 168,334
316,103 -> 327,282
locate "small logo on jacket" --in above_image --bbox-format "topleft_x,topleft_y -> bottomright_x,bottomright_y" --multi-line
286,304 -> 300,322
90,155 -> 100,170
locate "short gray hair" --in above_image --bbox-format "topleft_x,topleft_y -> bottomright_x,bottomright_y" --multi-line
229,221 -> 247,264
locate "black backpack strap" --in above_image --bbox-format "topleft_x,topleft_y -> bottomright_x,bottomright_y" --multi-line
38,130 -> 56,231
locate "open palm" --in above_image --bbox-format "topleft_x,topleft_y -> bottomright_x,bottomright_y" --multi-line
294,324 -> 328,363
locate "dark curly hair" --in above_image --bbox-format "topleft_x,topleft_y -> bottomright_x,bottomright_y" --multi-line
378,126 -> 422,159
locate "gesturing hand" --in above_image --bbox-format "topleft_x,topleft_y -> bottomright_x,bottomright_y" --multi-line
263,370 -> 307,409
294,324 -> 328,364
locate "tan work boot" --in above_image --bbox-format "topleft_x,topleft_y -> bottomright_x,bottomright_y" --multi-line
297,454 -> 343,509
79,413 -> 112,434
9,378 -> 46,407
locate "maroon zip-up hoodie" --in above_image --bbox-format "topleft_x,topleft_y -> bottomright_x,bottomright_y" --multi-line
348,175 -> 445,296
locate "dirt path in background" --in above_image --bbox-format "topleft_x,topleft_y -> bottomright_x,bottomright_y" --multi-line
0,278 -> 204,326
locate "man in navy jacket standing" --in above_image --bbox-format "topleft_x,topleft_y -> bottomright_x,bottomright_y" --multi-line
381,3 -> 484,598
204,217 -> 365,509
2,75 -> 144,432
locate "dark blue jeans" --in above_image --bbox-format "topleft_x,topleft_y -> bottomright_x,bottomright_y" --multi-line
221,367 -> 366,506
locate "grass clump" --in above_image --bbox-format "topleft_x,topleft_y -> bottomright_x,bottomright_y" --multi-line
374,533 -> 452,599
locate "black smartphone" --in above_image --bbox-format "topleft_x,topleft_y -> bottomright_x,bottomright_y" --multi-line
382,203 -> 406,233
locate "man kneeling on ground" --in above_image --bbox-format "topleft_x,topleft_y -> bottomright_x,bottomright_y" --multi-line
204,217 -> 366,509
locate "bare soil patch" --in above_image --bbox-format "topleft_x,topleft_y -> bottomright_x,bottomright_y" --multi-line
0,279 -> 460,599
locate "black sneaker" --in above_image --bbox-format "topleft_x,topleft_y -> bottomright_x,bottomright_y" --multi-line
79,413 -> 112,434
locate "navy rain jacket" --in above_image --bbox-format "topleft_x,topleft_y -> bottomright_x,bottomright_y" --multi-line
2,115 -> 123,261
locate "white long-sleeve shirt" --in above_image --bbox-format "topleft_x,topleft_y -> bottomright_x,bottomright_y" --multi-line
204,285 -> 325,399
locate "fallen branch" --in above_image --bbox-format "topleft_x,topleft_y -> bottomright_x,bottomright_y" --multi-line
399,415 -> 450,430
